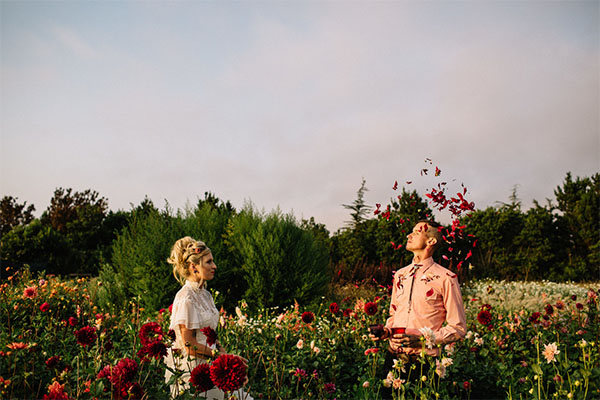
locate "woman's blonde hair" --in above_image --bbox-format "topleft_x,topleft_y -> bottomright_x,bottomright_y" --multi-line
167,236 -> 211,286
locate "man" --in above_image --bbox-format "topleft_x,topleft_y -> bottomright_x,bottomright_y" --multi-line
371,220 -> 466,391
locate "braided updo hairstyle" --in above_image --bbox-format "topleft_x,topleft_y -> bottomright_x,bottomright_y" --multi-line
167,236 -> 211,286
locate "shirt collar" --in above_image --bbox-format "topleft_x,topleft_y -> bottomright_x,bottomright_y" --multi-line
409,257 -> 435,275
185,280 -> 204,290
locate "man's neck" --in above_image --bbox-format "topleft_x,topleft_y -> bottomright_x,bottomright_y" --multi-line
412,248 -> 434,264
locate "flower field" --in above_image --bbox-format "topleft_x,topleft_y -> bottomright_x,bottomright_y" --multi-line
1,267 -> 599,400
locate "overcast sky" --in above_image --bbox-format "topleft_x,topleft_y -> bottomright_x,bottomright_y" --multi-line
1,1 -> 598,232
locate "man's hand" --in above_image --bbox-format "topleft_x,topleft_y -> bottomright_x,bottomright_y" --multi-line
389,328 -> 422,348
368,327 -> 391,342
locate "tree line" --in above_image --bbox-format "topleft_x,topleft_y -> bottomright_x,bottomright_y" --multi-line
1,172 -> 598,311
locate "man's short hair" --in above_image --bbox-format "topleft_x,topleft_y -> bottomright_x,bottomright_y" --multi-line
418,219 -> 443,250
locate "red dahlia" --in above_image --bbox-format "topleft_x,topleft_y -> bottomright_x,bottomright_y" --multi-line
477,310 -> 492,326
110,358 -> 138,388
210,354 -> 247,392
301,311 -> 315,324
45,355 -> 61,369
329,302 -> 339,314
137,340 -> 167,361
364,301 -> 378,316
40,302 -> 50,312
75,326 -> 97,347
190,363 -> 214,392
201,326 -> 218,347
139,322 -> 163,345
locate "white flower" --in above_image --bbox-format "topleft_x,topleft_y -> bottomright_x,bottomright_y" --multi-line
310,340 -> 315,350
296,339 -> 304,349
392,378 -> 405,389
543,342 -> 560,363
441,357 -> 453,367
313,346 -> 321,355
235,307 -> 244,319
418,327 -> 436,349
474,337 -> 484,346
435,360 -> 446,378
362,381 -> 370,388
580,339 -> 588,347
444,343 -> 455,355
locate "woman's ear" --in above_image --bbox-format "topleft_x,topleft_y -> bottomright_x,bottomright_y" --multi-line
427,237 -> 437,247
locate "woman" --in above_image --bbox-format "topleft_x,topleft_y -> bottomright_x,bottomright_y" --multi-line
164,236 -> 252,399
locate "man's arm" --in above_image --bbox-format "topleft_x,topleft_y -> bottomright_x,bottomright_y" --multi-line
434,275 -> 467,345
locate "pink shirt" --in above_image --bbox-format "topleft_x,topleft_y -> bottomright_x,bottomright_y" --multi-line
386,257 -> 467,356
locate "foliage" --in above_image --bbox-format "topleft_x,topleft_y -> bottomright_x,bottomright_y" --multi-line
0,196 -> 35,237
464,173 -> 600,282
110,195 -> 329,313
3,269 -> 599,399
554,173 -> 600,279
233,207 -> 330,310
342,178 -> 372,229
330,188 -> 433,285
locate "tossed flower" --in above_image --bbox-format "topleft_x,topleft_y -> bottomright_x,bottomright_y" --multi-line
190,363 -> 214,392
296,339 -> 304,349
74,326 -> 96,348
301,311 -> 315,324
210,354 -> 247,392
201,326 -> 218,347
543,342 -> 560,363
364,301 -> 378,316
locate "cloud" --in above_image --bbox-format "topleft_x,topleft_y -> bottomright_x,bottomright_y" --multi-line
49,24 -> 99,60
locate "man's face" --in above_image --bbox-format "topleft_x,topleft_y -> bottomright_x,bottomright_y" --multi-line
406,222 -> 431,251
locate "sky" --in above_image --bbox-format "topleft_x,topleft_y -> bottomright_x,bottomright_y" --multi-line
1,1 -> 598,233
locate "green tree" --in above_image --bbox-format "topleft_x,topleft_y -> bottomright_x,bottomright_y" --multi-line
40,188 -> 110,275
342,178 -> 372,228
0,219 -> 69,273
464,203 -> 526,280
0,196 -> 35,237
233,207 -> 329,310
554,172 -> 600,279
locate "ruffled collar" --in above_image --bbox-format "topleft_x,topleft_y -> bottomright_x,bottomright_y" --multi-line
184,280 -> 205,291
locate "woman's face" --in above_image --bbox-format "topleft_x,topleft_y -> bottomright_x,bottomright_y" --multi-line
189,253 -> 217,282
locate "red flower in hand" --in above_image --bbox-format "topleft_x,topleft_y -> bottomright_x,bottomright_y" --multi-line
210,354 -> 247,392
201,327 -> 218,347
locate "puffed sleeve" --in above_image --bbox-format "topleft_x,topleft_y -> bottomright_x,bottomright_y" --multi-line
169,295 -> 213,331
